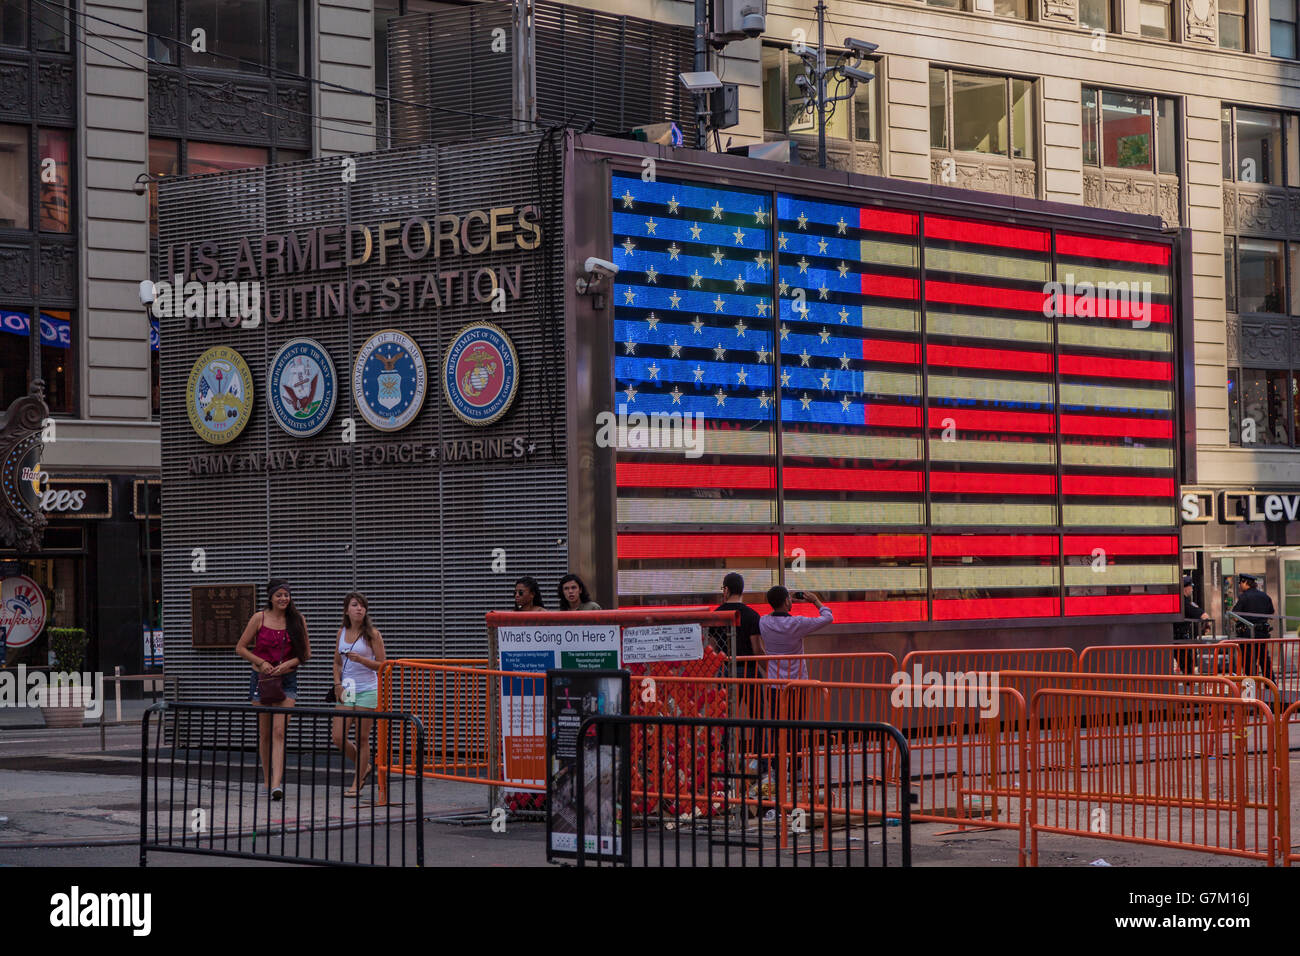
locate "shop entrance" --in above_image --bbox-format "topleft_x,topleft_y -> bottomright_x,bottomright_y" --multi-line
1209,553 -> 1274,638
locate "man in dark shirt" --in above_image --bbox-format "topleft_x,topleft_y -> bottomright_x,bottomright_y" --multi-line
1233,573 -> 1275,681
1174,574 -> 1208,675
715,572 -> 762,677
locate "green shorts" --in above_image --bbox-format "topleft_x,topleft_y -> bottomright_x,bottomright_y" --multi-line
338,689 -> 378,710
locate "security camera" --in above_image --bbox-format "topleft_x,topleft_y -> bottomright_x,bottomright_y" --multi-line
741,10 -> 765,37
584,256 -> 619,279
139,279 -> 156,307
845,38 -> 879,56
794,74 -> 813,93
842,65 -> 875,84
576,257 -> 619,307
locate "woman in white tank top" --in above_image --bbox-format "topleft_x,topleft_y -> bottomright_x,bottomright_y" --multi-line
330,591 -> 387,797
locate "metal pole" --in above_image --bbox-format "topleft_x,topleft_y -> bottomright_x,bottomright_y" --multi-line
695,0 -> 709,147
817,0 -> 827,169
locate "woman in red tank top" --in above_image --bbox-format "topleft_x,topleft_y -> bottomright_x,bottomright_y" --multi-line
235,578 -> 311,800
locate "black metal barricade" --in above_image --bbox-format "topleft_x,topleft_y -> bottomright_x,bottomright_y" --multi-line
574,715 -> 910,867
140,702 -> 424,867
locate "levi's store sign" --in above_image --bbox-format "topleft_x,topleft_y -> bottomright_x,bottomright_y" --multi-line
1182,490 -> 1300,524
610,173 -> 1180,625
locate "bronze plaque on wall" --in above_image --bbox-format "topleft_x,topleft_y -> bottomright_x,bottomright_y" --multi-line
190,584 -> 256,648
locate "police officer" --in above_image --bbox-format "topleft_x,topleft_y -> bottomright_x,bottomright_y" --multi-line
1233,573 -> 1275,681
1174,574 -> 1209,675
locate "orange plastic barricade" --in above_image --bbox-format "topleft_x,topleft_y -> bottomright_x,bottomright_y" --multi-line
1027,688 -> 1278,865
1283,701 -> 1300,866
377,660 -> 545,809
1079,642 -> 1242,677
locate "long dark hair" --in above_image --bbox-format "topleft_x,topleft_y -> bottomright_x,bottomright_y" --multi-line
340,591 -> 378,642
557,573 -> 591,610
515,576 -> 544,609
265,579 -> 309,662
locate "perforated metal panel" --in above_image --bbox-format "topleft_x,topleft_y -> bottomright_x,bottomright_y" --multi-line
387,0 -> 696,147
157,135 -> 568,705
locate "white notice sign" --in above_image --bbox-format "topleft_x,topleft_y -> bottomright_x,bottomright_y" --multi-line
621,623 -> 703,664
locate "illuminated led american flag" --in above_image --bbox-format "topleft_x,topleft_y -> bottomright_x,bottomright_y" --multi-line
612,174 -> 780,606
609,172 -> 1180,623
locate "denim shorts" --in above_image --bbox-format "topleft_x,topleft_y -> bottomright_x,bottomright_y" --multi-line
249,669 -> 298,702
337,689 -> 378,710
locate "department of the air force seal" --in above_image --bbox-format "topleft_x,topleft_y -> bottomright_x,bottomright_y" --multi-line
187,346 -> 254,444
443,322 -> 518,426
353,329 -> 426,432
268,338 -> 336,438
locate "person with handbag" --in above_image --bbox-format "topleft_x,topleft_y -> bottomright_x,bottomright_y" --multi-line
235,578 -> 311,801
330,592 -> 386,797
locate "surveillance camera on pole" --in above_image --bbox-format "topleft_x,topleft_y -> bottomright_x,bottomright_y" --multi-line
712,0 -> 767,42
845,38 -> 879,57
841,65 -> 874,84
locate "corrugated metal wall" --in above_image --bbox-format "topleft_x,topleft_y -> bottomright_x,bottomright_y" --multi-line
387,0 -> 696,147
158,136 -> 568,704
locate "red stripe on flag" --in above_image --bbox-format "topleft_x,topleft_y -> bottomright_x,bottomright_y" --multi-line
927,407 -> 1055,434
1056,233 -> 1171,266
929,471 -> 1057,495
931,535 -> 1060,557
1063,535 -> 1179,555
863,404 -> 923,428
1064,593 -> 1179,616
924,215 -> 1050,252
616,463 -> 775,489
784,534 -> 927,558
859,207 -> 919,235
927,343 -> 1053,374
1056,294 -> 1172,324
616,534 -> 777,559
925,279 -> 1048,313
933,596 -> 1060,621
859,273 -> 920,299
785,467 -> 923,493
1058,354 -> 1172,380
1061,475 -> 1177,497
1059,415 -> 1173,439
861,339 -> 921,364
828,599 -> 929,623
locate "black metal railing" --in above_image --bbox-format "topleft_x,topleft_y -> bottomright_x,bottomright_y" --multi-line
140,702 -> 424,867
574,715 -> 910,867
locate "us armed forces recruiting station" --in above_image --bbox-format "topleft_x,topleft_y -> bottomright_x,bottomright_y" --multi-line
158,205 -> 543,330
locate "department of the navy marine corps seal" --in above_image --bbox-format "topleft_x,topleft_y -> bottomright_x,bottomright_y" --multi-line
443,322 -> 518,426
187,346 -> 254,444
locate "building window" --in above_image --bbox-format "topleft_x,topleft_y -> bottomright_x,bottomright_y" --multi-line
0,308 -> 76,414
0,124 -> 29,229
0,1 -> 69,51
1225,237 -> 1238,312
1079,0 -> 1111,31
146,0 -> 304,75
930,68 -> 1034,160
1272,0 -> 1298,57
1236,237 -> 1286,313
38,128 -> 71,233
762,45 -> 880,142
994,0 -> 1030,18
1221,0 -> 1247,50
1081,88 -> 1177,174
147,138 -> 300,236
1229,367 -> 1292,445
926,0 -> 962,7
186,141 -> 271,176
1140,0 -> 1173,38
1221,105 -> 1297,185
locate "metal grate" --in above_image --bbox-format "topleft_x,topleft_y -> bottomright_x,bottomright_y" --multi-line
387,0 -> 696,147
157,134 -> 567,706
